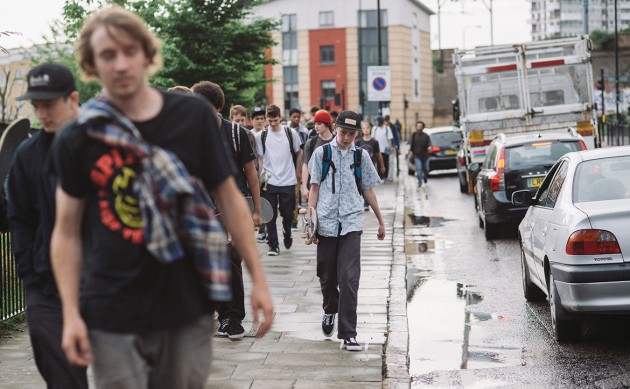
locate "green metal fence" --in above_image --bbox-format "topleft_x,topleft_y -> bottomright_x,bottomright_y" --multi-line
1,232 -> 24,321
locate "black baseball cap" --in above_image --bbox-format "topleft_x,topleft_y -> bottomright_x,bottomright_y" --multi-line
335,110 -> 362,131
250,106 -> 265,118
16,63 -> 76,101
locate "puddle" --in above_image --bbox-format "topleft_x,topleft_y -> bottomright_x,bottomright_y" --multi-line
407,279 -> 519,376
408,214 -> 446,227
405,237 -> 454,254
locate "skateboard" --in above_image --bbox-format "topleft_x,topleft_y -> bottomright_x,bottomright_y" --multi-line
0,118 -> 30,184
245,196 -> 274,224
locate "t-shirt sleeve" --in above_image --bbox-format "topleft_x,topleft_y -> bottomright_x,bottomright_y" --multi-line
386,126 -> 393,140
52,122 -> 92,198
372,139 -> 381,154
238,126 -> 255,164
255,131 -> 264,157
302,138 -> 314,165
361,149 -> 381,190
197,108 -> 235,190
308,147 -> 323,185
291,129 -> 302,153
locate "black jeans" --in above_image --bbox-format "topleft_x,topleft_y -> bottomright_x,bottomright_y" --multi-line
380,152 -> 390,179
316,231 -> 362,339
25,286 -> 88,388
262,184 -> 295,250
217,245 -> 245,322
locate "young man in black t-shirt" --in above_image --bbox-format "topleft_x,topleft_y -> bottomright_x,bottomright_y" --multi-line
191,80 -> 260,340
50,7 -> 273,387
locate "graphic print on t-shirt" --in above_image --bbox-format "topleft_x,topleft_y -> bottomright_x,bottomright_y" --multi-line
90,148 -> 144,244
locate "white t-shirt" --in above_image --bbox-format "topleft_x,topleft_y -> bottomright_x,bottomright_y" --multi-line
372,125 -> 393,154
255,126 -> 303,186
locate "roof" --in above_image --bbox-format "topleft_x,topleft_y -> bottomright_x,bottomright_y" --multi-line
496,130 -> 581,146
411,0 -> 435,16
571,145 -> 630,162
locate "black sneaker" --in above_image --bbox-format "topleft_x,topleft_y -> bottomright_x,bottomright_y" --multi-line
268,247 -> 280,256
256,231 -> 267,242
343,337 -> 362,351
216,319 -> 229,337
322,313 -> 336,337
283,228 -> 293,249
228,320 -> 245,340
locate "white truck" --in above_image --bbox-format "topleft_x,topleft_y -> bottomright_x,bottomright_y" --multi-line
453,36 -> 599,193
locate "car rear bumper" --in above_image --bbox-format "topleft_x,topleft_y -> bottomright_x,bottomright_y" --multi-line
552,262 -> 630,313
428,156 -> 457,171
484,191 -> 529,224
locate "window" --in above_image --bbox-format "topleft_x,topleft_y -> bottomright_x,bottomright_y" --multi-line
538,161 -> 568,208
319,11 -> 334,27
282,14 -> 299,112
321,80 -> 336,102
282,14 -> 296,33
320,45 -> 335,64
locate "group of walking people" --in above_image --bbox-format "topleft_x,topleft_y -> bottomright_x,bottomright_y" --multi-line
2,5 -> 391,388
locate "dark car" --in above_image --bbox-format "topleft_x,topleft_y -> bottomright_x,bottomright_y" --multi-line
472,130 -> 586,239
407,126 -> 462,176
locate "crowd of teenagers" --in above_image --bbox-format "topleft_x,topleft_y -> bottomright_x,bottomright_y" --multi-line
0,6 -> 421,388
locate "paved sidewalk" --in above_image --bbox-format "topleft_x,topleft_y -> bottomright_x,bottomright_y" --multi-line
0,179 -> 409,388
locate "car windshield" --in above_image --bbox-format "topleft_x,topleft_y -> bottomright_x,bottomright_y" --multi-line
430,131 -> 461,148
505,140 -> 580,170
574,156 -> 630,202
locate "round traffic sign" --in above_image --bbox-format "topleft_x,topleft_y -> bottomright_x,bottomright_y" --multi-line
372,77 -> 387,91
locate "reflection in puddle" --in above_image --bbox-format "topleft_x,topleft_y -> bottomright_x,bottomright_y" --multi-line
408,214 -> 446,227
407,279 -> 519,377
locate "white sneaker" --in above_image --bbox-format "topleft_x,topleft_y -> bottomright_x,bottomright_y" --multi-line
343,337 -> 362,351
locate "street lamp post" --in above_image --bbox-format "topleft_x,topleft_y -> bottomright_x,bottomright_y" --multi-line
476,0 -> 494,45
436,0 -> 450,72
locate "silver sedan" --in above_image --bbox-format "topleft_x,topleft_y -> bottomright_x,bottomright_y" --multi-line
512,145 -> 630,342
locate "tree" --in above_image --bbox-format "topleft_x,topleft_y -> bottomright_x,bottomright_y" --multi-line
0,31 -> 21,54
0,66 -> 25,124
59,0 -> 279,114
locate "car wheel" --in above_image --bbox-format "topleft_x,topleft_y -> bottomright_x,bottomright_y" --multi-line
520,248 -> 545,301
549,271 -> 581,342
484,220 -> 499,240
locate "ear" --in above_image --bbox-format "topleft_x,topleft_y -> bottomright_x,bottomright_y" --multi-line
69,91 -> 80,104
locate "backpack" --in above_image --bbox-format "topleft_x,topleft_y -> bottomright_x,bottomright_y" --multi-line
261,125 -> 296,163
321,143 -> 363,196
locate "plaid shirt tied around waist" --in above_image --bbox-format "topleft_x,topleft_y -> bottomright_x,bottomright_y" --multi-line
78,97 -> 231,302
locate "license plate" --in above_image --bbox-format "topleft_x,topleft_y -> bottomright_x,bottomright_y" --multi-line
445,149 -> 457,155
527,177 -> 544,188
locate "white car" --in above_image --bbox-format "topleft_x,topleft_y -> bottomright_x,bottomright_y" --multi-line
512,146 -> 630,342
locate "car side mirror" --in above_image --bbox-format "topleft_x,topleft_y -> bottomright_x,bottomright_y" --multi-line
468,162 -> 481,173
512,190 -> 533,206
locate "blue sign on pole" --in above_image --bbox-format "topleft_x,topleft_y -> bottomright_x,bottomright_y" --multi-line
367,66 -> 391,101
373,77 -> 387,91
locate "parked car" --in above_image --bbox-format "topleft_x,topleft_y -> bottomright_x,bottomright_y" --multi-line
471,130 -> 586,239
407,126 -> 462,176
512,145 -> 630,342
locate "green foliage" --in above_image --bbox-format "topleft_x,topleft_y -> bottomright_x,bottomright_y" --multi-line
58,0 -> 279,114
590,29 -> 615,50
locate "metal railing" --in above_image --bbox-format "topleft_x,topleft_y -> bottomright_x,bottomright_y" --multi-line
1,232 -> 24,321
602,119 -> 630,147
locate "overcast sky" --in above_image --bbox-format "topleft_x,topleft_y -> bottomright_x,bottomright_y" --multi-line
1,0 -> 532,51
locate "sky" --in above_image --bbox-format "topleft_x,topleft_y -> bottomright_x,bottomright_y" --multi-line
0,0 -> 532,51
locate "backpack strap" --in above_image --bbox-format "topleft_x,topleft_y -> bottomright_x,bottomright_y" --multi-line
320,143 -> 336,194
231,122 -> 241,155
283,125 -> 296,163
261,128 -> 268,154
352,148 -> 363,196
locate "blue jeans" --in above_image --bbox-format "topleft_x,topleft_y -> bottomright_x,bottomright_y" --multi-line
414,157 -> 429,185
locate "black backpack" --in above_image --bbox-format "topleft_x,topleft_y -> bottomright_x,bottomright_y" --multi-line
320,143 -> 363,196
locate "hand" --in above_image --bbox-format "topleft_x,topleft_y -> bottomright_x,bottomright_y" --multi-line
252,211 -> 262,227
301,187 -> 309,201
61,314 -> 93,367
377,224 -> 386,240
379,167 -> 386,175
250,281 -> 274,337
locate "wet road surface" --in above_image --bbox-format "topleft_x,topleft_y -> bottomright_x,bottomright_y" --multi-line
404,170 -> 630,388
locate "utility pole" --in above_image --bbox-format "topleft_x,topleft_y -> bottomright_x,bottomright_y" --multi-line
377,0 -> 383,115
478,0 -> 494,45
583,0 -> 589,35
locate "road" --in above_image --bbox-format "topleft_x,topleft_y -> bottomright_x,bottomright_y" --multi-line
403,170 -> 630,388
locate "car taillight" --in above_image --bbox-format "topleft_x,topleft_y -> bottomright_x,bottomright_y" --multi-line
459,155 -> 466,166
431,146 -> 441,153
578,139 -> 587,150
566,229 -> 621,255
490,147 -> 505,192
